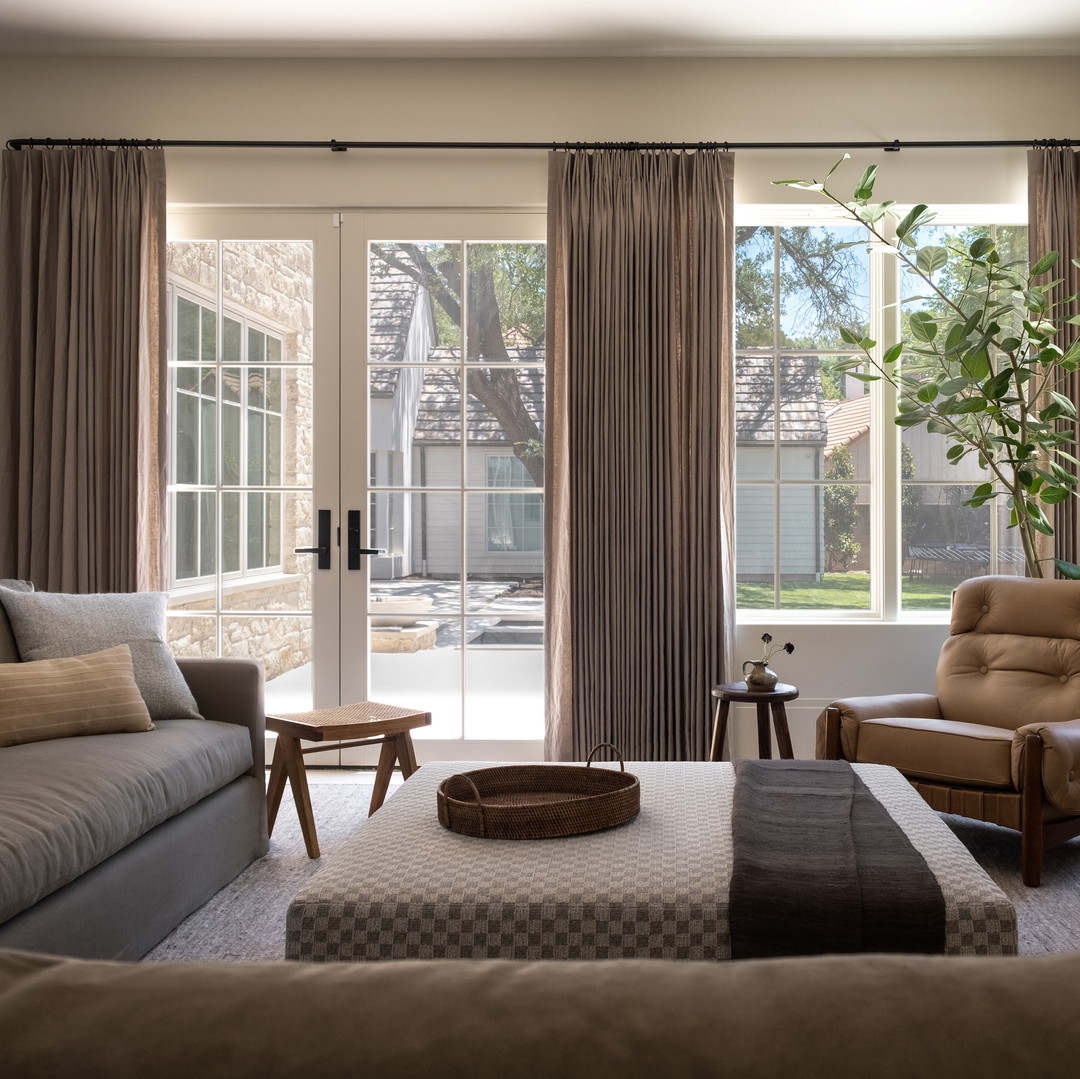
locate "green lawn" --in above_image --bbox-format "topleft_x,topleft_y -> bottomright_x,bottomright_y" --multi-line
737,573 -> 963,611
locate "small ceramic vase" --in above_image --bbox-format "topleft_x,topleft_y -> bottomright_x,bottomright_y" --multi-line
742,660 -> 778,692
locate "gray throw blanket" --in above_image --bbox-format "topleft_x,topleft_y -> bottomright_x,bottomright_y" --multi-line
729,759 -> 946,959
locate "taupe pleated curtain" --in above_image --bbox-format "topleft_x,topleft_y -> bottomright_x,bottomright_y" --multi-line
0,147 -> 167,592
545,149 -> 735,762
1029,148 -> 1080,568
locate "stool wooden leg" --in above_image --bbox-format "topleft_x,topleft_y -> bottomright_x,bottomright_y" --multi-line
396,730 -> 419,779
756,701 -> 772,759
369,731 -> 420,815
709,700 -> 731,762
280,734 -> 320,859
369,736 -> 399,815
771,703 -> 794,760
266,738 -> 288,836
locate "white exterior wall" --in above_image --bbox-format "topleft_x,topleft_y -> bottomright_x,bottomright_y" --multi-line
410,445 -> 543,579
736,444 -> 823,579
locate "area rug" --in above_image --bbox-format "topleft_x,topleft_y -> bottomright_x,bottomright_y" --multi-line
143,779 -> 1080,962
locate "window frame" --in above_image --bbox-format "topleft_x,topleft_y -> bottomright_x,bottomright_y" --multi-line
168,280 -> 289,593
734,203 -> 1028,624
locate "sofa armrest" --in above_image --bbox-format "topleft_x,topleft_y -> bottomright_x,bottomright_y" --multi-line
817,694 -> 942,762
1012,717 -> 1080,814
177,658 -> 265,779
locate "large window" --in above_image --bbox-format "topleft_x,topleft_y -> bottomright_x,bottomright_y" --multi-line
735,210 -> 1027,616
486,455 -> 542,552
171,288 -> 285,586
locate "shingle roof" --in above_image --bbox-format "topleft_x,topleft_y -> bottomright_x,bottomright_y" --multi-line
824,393 -> 871,458
735,354 -> 827,443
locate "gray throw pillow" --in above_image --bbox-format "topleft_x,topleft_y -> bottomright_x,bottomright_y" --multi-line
0,588 -> 201,721
0,579 -> 34,665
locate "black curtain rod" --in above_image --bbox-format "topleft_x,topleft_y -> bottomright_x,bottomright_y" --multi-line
5,136 -> 1078,152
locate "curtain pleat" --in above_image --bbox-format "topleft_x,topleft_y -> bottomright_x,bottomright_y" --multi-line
545,149 -> 735,761
0,147 -> 167,592
1029,148 -> 1080,569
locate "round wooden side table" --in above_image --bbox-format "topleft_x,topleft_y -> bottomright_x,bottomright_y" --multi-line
709,681 -> 800,761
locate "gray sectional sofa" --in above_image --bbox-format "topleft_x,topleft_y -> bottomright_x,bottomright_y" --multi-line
0,584 -> 268,960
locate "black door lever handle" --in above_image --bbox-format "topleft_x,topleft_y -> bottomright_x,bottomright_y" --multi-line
347,510 -> 386,569
295,509 -> 332,570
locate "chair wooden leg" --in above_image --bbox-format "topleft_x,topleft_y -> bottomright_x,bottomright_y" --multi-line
1021,733 -> 1044,887
822,706 -> 843,761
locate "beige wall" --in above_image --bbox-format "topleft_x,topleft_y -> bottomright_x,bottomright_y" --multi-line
2,53 -> 1076,753
2,56 -> 1077,210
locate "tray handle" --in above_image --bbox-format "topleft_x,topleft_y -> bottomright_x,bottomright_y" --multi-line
446,773 -> 487,837
585,742 -> 626,771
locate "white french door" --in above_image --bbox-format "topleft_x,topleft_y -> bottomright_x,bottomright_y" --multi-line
165,209 -> 546,764
340,212 -> 547,763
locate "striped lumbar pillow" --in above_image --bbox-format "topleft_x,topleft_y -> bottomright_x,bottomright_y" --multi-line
0,645 -> 155,748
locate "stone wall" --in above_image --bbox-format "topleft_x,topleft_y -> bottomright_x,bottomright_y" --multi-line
166,241 -> 314,682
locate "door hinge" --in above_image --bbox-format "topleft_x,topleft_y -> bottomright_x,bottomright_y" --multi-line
331,212 -> 342,228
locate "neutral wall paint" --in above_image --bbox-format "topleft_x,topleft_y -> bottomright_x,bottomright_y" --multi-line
2,56 -> 1076,207
1,54 -> 1071,755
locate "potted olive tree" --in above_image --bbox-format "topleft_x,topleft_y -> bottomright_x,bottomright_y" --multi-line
775,157 -> 1080,578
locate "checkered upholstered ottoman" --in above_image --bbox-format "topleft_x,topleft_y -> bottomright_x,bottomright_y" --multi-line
286,761 -> 1017,961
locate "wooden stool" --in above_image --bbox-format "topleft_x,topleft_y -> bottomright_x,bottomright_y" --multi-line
709,681 -> 799,762
266,701 -> 431,858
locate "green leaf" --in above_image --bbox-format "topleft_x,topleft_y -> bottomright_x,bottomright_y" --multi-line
895,204 -> 935,244
882,343 -> 904,365
824,154 -> 850,181
839,327 -> 861,346
939,377 -> 972,395
847,371 -> 880,382
1051,391 -> 1079,419
940,397 -> 987,415
963,349 -> 991,378
1024,289 -> 1049,313
895,411 -> 931,427
982,369 -> 1012,400
1030,251 -> 1060,277
943,323 -> 970,352
1054,558 -> 1080,580
968,236 -> 995,259
916,245 -> 949,274
1027,504 -> 1055,535
853,164 -> 877,201
946,444 -> 966,461
908,311 -> 939,343
1041,486 -> 1071,504
916,383 -> 938,403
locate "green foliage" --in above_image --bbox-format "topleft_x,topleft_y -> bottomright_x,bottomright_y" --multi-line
823,444 -> 861,572
775,158 -> 1080,577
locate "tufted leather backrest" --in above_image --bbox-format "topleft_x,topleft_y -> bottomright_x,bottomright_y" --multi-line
937,576 -> 1080,729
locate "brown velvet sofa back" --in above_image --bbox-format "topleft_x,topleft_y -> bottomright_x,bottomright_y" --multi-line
3,947 -> 1080,1078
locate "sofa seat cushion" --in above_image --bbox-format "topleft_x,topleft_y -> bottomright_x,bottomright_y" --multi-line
855,717 -> 1015,789
0,720 -> 253,925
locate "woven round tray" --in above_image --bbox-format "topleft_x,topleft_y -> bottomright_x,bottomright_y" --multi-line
437,744 -> 640,840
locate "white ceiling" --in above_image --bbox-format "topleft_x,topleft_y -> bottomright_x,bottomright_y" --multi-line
1,0 -> 1079,58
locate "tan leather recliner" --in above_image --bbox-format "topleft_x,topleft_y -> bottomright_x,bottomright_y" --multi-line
818,575 -> 1080,886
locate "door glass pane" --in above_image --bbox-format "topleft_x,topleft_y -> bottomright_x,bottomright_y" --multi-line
367,237 -> 545,743
166,238 -> 315,715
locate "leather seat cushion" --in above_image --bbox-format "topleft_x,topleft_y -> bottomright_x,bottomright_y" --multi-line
855,717 -> 1015,789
